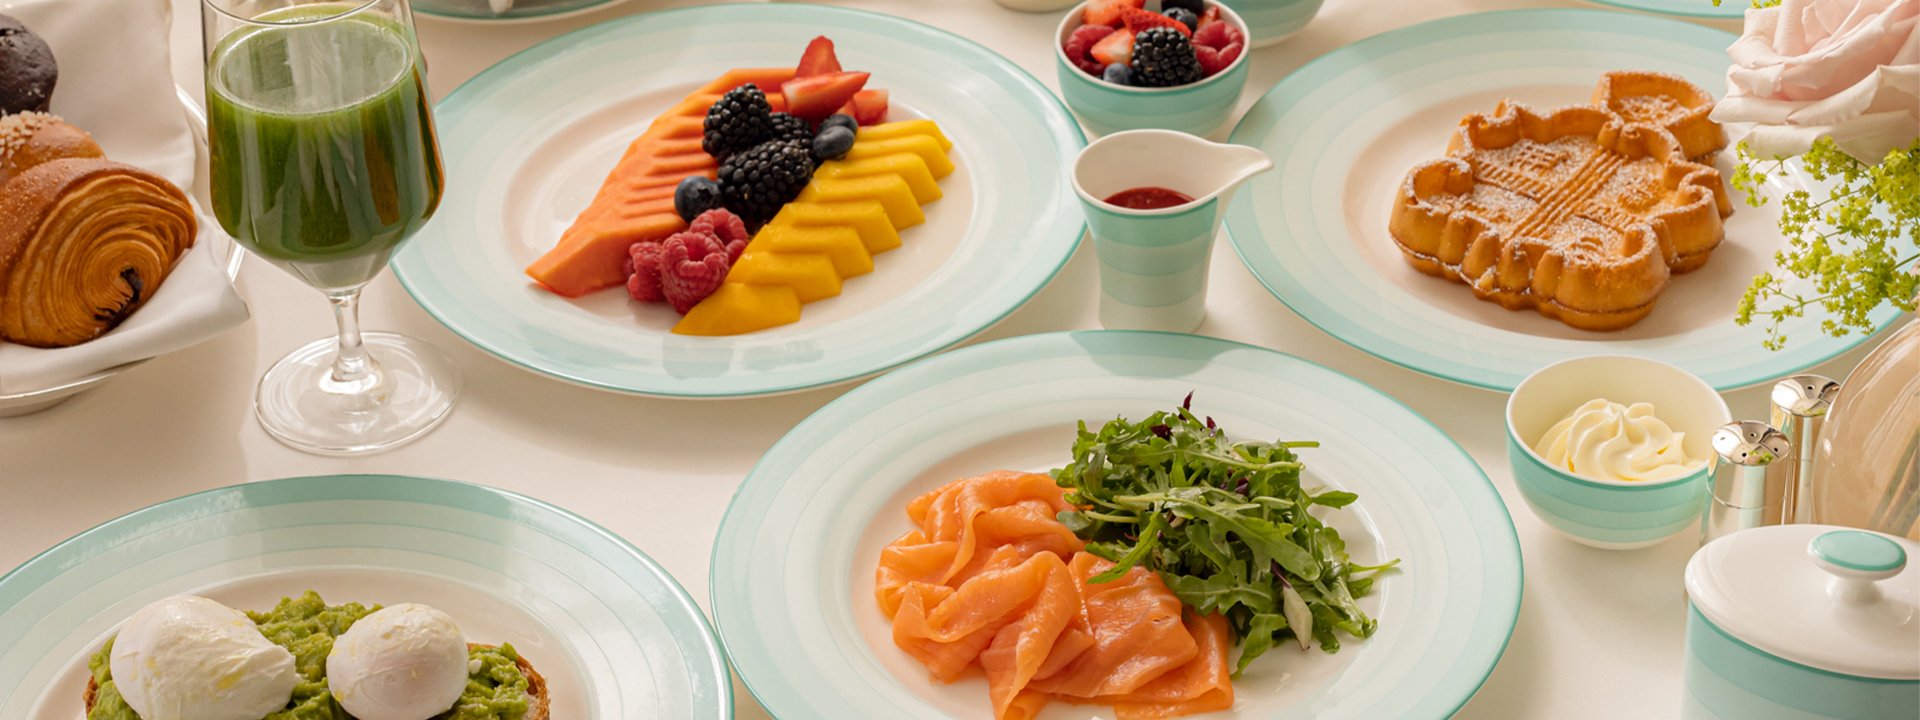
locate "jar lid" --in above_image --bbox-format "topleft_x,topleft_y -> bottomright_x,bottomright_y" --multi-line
1685,524 -> 1919,680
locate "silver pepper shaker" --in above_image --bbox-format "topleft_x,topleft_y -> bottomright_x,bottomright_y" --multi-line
1768,374 -> 1839,524
1701,420 -> 1794,545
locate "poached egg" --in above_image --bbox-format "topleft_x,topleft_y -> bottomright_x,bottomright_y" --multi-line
108,595 -> 298,720
325,603 -> 469,720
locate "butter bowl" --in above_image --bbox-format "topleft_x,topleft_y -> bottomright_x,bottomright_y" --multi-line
1054,1 -> 1253,136
1506,355 -> 1730,549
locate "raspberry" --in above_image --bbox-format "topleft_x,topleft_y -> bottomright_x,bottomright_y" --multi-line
1120,6 -> 1191,38
689,209 -> 750,262
659,231 -> 734,314
626,242 -> 667,303
1195,42 -> 1242,77
1064,24 -> 1116,75
1193,20 -> 1243,51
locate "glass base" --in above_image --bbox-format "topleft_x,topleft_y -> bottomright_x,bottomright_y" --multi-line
255,332 -> 461,456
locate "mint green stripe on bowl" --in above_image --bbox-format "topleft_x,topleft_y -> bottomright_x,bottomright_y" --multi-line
1684,605 -> 1920,719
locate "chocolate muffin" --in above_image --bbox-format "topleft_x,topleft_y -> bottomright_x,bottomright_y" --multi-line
0,14 -> 58,115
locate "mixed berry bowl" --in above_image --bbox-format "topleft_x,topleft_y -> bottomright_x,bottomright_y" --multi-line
1055,0 -> 1252,136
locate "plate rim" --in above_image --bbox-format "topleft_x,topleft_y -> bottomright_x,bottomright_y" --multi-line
1222,7 -> 1895,393
0,473 -> 734,720
393,2 -> 1088,399
1584,0 -> 1748,20
709,329 -> 1525,719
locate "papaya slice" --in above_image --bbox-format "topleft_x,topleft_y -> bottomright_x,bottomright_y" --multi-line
526,67 -> 796,298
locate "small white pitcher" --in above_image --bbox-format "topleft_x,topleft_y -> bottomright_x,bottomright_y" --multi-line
1072,130 -> 1271,333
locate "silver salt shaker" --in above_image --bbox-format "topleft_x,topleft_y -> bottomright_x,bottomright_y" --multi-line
1701,420 -> 1794,545
1768,374 -> 1839,524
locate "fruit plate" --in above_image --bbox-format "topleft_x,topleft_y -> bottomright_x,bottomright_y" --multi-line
0,475 -> 730,720
392,3 -> 1086,399
1584,0 -> 1747,20
1223,9 -> 1899,392
711,330 -> 1523,718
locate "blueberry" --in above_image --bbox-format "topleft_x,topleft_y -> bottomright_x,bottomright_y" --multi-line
1161,0 -> 1205,14
812,126 -> 856,162
673,176 -> 723,222
819,113 -> 859,136
1103,63 -> 1134,86
1163,7 -> 1198,31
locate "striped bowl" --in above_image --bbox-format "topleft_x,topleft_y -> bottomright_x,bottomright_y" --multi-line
1219,0 -> 1324,47
1053,1 -> 1252,136
1506,356 -> 1730,549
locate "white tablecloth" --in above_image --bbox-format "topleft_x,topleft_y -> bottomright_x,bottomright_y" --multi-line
5,0 -> 1876,718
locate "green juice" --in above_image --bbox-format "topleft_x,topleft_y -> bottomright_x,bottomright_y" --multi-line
207,8 -> 443,292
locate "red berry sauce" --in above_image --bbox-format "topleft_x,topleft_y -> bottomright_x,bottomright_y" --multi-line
1103,186 -> 1195,210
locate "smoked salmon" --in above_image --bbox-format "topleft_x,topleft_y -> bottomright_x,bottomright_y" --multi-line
877,472 -> 1236,719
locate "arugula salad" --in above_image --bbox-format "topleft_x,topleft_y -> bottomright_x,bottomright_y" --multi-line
1052,394 -> 1398,674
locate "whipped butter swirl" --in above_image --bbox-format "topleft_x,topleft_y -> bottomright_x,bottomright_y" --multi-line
1534,399 -> 1705,482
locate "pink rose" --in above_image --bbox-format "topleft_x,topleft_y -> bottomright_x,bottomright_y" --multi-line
1709,0 -> 1918,161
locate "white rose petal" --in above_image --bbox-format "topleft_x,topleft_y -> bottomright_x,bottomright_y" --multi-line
1709,0 -> 1920,161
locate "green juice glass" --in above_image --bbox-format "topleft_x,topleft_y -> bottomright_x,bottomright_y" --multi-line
202,0 -> 458,455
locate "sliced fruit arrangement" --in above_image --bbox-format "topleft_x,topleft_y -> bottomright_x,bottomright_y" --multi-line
675,119 -> 954,336
527,36 -> 893,299
1061,0 -> 1243,88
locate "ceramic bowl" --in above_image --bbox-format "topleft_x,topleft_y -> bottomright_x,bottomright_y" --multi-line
1054,1 -> 1252,136
1506,355 -> 1730,549
1218,0 -> 1323,47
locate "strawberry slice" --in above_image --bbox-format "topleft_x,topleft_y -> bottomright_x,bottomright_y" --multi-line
850,89 -> 889,125
1089,28 -> 1136,67
1082,0 -> 1145,27
795,36 -> 842,77
1063,23 -> 1117,75
1120,6 -> 1191,37
782,71 -> 871,121
1196,5 -> 1222,29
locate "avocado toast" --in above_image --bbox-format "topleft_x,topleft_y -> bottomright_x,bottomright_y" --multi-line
83,592 -> 551,720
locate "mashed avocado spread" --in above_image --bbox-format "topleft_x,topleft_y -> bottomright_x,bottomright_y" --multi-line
87,591 -> 531,720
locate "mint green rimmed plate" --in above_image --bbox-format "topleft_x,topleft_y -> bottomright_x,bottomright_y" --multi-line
412,0 -> 626,23
1586,0 -> 1747,20
1225,9 -> 1897,392
712,331 -> 1523,718
0,475 -> 729,720
393,4 -> 1085,399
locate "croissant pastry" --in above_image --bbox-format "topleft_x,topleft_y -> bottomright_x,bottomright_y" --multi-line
0,112 -> 102,185
0,157 -> 197,347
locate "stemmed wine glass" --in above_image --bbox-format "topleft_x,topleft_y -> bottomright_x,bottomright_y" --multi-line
201,0 -> 458,455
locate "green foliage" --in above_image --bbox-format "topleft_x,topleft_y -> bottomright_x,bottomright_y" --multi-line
1732,138 -> 1920,350
1051,396 -> 1396,675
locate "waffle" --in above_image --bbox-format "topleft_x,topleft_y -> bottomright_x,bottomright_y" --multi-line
1388,72 -> 1733,331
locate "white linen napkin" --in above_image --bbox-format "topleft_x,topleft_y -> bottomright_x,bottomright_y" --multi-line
0,0 -> 250,394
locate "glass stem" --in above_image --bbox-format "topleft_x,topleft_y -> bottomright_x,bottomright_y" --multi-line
323,289 -> 383,402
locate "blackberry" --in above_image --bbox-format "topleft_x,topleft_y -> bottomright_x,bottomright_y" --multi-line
1130,28 -> 1203,88
1161,0 -> 1204,13
718,140 -> 815,226
702,84 -> 774,160
768,112 -> 814,144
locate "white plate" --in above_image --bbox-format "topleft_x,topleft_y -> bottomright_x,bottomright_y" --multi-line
712,331 -> 1523,718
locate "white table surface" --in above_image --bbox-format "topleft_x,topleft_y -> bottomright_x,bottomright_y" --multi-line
3,0 -> 1882,718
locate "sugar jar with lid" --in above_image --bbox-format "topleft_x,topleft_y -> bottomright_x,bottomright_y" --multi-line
1682,525 -> 1919,719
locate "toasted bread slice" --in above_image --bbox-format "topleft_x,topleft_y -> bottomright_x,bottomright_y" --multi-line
85,643 -> 549,720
